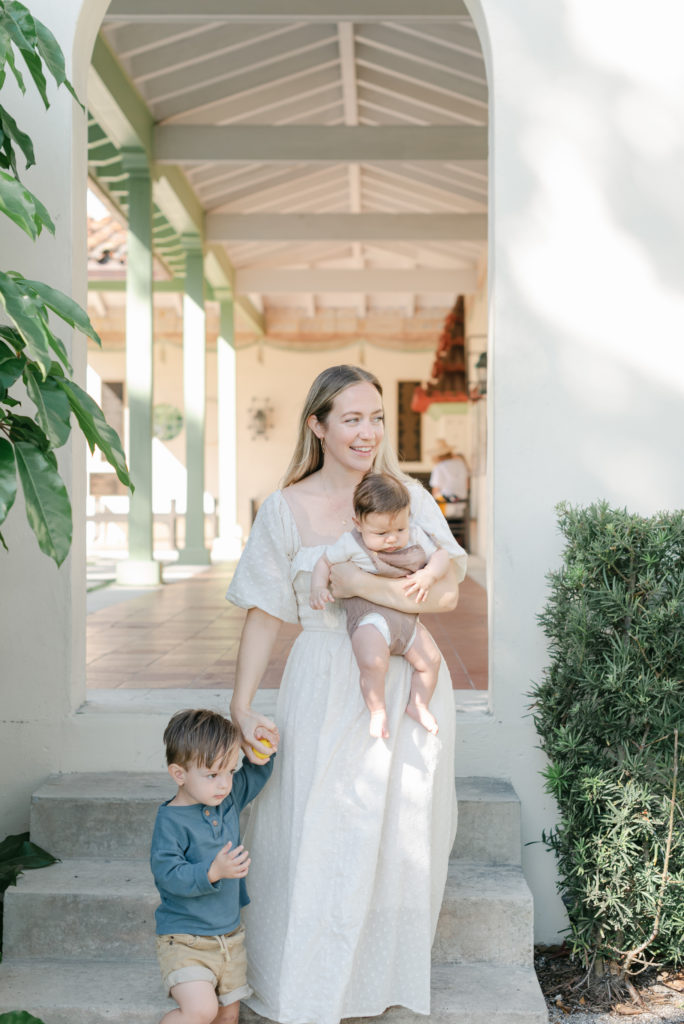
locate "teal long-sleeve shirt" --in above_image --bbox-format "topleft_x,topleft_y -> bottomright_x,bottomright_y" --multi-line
150,755 -> 274,936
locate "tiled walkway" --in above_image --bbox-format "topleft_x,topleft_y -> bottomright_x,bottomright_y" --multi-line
87,563 -> 488,692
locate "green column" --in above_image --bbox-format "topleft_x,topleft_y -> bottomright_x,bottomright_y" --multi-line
212,293 -> 243,560
178,235 -> 210,565
116,148 -> 161,586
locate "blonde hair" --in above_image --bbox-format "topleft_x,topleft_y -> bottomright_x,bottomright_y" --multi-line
282,365 -> 409,487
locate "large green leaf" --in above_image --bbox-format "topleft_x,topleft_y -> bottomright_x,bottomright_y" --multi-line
24,365 -> 71,448
0,325 -> 25,351
0,170 -> 53,239
21,277 -> 100,345
0,102 -> 35,172
0,271 -> 53,375
7,413 -> 49,450
14,440 -> 72,565
0,437 -> 17,525
0,831 -> 58,892
0,24 -> 25,93
57,378 -> 133,490
3,5 -> 49,110
0,337 -> 24,388
33,16 -> 80,107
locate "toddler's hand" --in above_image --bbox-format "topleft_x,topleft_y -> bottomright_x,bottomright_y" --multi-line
402,568 -> 435,603
209,841 -> 251,882
310,587 -> 334,609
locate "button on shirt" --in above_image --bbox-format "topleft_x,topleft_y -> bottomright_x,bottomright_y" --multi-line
150,756 -> 274,936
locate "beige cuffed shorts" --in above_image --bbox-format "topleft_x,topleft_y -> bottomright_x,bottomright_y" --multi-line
156,924 -> 252,1006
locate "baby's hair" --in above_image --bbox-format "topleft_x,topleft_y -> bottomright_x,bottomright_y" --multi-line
163,709 -> 240,769
353,473 -> 410,521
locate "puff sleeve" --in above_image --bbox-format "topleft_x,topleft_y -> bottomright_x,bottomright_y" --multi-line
408,482 -> 468,583
226,491 -> 300,624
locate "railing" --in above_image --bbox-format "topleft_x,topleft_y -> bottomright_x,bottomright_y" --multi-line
86,499 -> 219,551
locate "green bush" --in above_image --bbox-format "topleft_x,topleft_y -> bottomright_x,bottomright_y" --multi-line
0,1013 -> 46,1023
530,501 -> 684,973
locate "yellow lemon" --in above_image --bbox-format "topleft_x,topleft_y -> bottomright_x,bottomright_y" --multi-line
251,738 -> 272,760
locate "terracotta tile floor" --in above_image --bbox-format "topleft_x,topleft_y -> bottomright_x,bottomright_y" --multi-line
87,564 -> 487,692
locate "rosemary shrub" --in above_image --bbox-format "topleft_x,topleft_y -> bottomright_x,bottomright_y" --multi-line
530,501 -> 684,971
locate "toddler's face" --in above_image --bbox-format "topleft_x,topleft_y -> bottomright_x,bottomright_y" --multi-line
171,747 -> 240,807
356,507 -> 410,553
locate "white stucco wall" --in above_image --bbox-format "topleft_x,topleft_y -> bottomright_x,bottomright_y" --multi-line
2,0 -> 684,946
0,0 -> 109,831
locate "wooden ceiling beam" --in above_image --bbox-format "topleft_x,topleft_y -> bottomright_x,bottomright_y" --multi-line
155,124 -> 487,163
207,212 -> 487,242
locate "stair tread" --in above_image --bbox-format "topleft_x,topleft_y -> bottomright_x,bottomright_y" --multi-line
32,772 -> 174,803
9,857 -> 532,903
32,773 -> 518,805
0,959 -> 547,1023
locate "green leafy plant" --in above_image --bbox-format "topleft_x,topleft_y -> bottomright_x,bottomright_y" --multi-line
0,831 -> 57,968
0,1 -> 132,565
530,502 -> 684,988
0,1013 -> 47,1024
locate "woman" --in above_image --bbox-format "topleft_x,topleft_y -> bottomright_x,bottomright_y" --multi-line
227,365 -> 466,1024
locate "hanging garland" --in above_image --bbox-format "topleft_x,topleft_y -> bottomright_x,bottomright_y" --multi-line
411,295 -> 469,412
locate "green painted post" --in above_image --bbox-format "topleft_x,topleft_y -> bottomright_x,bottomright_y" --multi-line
116,148 -> 161,586
178,235 -> 211,565
212,293 -> 243,560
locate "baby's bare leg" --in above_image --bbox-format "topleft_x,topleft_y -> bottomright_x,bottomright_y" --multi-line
352,624 -> 391,738
162,980 -> 219,1024
403,624 -> 441,735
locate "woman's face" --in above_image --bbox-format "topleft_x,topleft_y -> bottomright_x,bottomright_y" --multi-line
311,382 -> 385,474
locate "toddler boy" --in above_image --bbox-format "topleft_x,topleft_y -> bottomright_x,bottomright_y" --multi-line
310,473 -> 450,739
151,708 -> 274,1024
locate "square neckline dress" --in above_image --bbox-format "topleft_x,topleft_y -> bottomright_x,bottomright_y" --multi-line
226,483 -> 467,1024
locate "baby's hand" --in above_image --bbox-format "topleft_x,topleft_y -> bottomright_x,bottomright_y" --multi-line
209,841 -> 251,881
310,586 -> 334,609
402,568 -> 435,603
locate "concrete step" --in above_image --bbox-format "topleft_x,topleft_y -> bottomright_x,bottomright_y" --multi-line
0,959 -> 548,1024
434,862 -> 533,966
30,773 -> 521,864
4,858 -> 533,968
30,772 -> 174,861
452,776 -> 521,865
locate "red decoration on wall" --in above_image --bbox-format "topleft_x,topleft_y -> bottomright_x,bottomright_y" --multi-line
410,295 -> 469,412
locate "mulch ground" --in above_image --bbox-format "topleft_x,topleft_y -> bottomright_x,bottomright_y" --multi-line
535,945 -> 684,1020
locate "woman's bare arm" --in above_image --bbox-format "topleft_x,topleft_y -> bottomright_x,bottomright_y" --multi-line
230,607 -> 282,760
329,560 -> 460,613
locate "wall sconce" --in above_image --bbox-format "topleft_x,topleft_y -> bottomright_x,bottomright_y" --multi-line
474,352 -> 487,398
247,397 -> 274,440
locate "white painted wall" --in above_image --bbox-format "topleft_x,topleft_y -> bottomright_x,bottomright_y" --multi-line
0,0 -> 110,833
3,0 -> 684,948
462,0 -> 684,940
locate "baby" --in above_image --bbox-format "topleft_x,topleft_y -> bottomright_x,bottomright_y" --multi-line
310,473 -> 450,739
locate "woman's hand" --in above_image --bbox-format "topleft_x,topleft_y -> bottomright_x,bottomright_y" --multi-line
231,704 -> 280,764
332,560 -> 460,614
329,560 -> 366,599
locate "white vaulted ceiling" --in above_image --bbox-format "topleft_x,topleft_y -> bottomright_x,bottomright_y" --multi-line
94,1 -> 488,319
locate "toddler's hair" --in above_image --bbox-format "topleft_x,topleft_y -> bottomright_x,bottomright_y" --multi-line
353,473 -> 410,521
163,708 -> 240,768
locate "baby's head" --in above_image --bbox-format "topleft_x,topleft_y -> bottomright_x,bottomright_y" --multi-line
352,474 -> 411,554
163,709 -> 241,806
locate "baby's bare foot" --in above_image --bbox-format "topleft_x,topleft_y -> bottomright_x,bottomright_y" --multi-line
406,702 -> 438,735
369,708 -> 390,739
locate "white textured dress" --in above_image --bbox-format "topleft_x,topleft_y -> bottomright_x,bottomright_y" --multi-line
226,482 -> 467,1024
